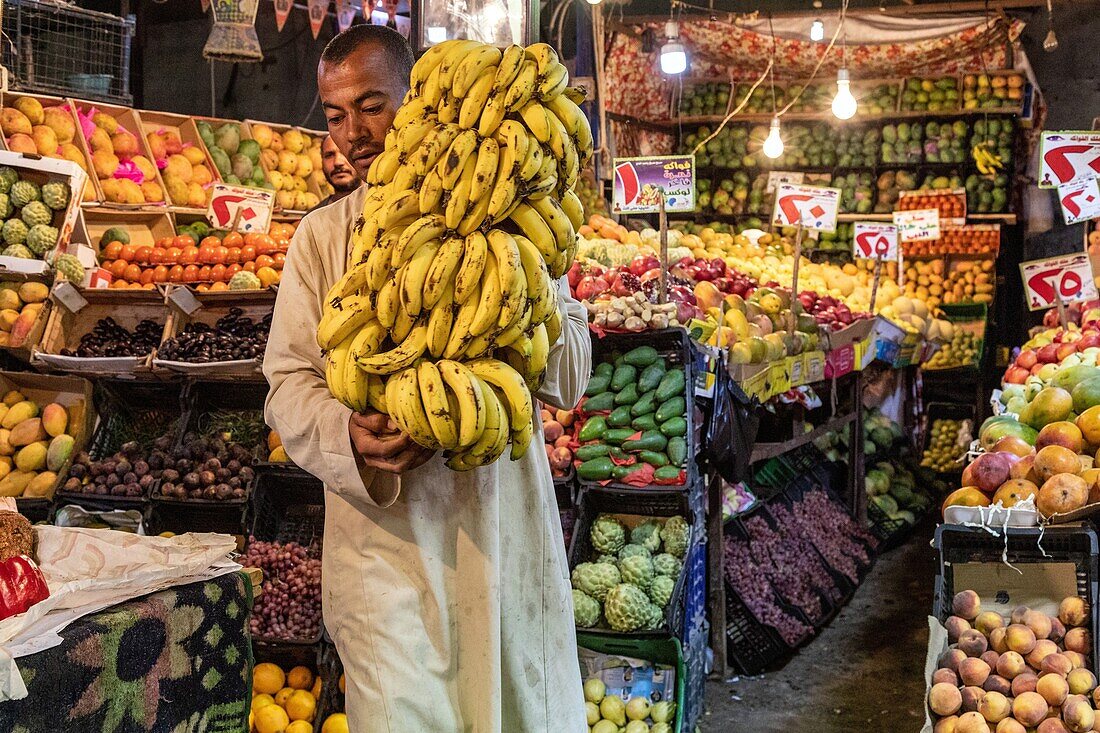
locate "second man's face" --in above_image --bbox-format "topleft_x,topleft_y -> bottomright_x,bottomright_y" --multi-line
321,137 -> 359,193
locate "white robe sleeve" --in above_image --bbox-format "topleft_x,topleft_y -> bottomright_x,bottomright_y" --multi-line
535,277 -> 591,410
262,215 -> 399,509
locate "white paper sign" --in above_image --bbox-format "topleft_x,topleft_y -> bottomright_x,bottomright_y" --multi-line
1020,253 -> 1099,311
765,170 -> 804,195
771,183 -> 841,233
205,183 -> 274,233
1040,131 -> 1100,188
1058,177 -> 1100,225
893,208 -> 941,243
853,222 -> 899,261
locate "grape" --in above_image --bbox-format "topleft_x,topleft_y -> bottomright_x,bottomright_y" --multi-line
241,539 -> 323,641
788,488 -> 876,583
723,537 -> 812,645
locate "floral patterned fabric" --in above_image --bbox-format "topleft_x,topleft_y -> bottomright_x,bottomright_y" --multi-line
0,572 -> 252,733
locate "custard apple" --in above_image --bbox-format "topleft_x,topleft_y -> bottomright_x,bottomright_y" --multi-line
603,583 -> 650,632
653,553 -> 682,578
590,515 -> 626,555
52,253 -> 85,283
2,219 -> 28,246
9,180 -> 40,209
641,602 -> 663,630
660,515 -> 691,559
572,589 -> 600,628
571,562 -> 620,603
0,168 -> 17,194
41,182 -> 70,211
630,519 -> 662,552
619,554 -> 654,591
595,554 -> 616,565
21,201 -> 51,228
618,543 -> 651,562
26,224 -> 58,256
649,575 -> 675,608
0,194 -> 11,220
1,244 -> 32,259
229,270 -> 261,290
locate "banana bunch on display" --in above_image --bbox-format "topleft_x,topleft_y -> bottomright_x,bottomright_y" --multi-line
971,142 -> 1004,174
317,40 -> 593,471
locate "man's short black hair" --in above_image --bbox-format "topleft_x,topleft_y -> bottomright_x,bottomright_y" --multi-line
320,24 -> 414,79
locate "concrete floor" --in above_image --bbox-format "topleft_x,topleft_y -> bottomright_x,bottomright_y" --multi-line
702,516 -> 938,732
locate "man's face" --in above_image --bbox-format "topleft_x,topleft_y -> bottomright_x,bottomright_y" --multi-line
319,43 -> 408,181
321,136 -> 358,193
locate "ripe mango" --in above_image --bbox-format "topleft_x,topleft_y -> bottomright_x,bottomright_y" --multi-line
23,471 -> 57,499
181,146 -> 206,166
31,125 -> 58,156
46,434 -> 73,472
0,309 -> 19,332
9,417 -> 45,447
16,282 -> 47,304
43,108 -> 76,144
0,108 -> 32,137
12,97 -> 44,126
0,470 -> 34,497
0,457 -> 9,480
6,134 -> 35,155
1,400 -> 36,429
8,307 -> 41,348
0,430 -> 12,457
40,403 -> 67,437
14,441 -> 46,472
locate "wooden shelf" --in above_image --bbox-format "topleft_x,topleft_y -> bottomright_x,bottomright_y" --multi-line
750,411 -> 858,464
668,211 -> 1017,225
621,106 -> 1023,129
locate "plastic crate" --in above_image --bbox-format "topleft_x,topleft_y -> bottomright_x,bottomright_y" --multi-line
867,495 -> 920,551
759,501 -> 846,614
682,536 -> 707,638
779,476 -> 877,587
920,401 -> 975,478
250,469 -> 325,548
569,486 -> 698,639
180,380 -> 271,459
147,499 -> 248,538
579,328 -> 698,493
723,579 -> 797,676
85,380 -> 187,459
680,617 -> 708,733
728,515 -> 826,628
576,633 -> 685,733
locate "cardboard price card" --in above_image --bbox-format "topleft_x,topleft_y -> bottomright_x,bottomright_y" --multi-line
612,156 -> 695,214
206,183 -> 275,233
852,222 -> 899,261
1040,131 -> 1100,188
771,183 -> 841,233
893,208 -> 940,243
765,170 -> 804,194
1019,253 -> 1099,311
1058,177 -> 1100,225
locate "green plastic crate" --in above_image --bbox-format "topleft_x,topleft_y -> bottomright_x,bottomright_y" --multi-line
576,633 -> 685,732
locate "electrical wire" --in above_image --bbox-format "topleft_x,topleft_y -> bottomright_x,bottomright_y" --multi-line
690,59 -> 772,156
776,0 -> 847,116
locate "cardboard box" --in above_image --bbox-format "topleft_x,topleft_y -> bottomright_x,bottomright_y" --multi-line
153,285 -> 272,377
0,93 -> 100,204
0,150 -> 88,276
69,98 -> 168,208
137,110 -> 222,211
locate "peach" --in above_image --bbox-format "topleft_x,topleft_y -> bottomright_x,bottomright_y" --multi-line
959,629 -> 990,657
1051,617 -> 1068,643
930,681 -> 964,716
1037,672 -> 1069,706
934,667 -> 960,686
979,690 -> 1011,723
1042,653 -> 1074,677
1065,627 -> 1091,655
1063,694 -> 1096,733
1012,605 -> 1031,625
996,718 -> 1026,733
976,611 -> 1007,636
982,651 -> 1002,670
1065,651 -> 1088,670
954,590 -> 983,621
984,674 -> 1012,696
1037,719 -> 1071,733
946,616 -> 973,643
941,648 -> 969,672
1068,668 -> 1097,696
997,651 -> 1028,679
934,716 -> 959,733
1027,610 -> 1055,641
1028,639 -> 1060,668
1013,690 -> 1051,726
955,711 -> 989,733
959,657 -> 992,686
1060,597 -> 1090,628
1013,672 -> 1039,696
989,627 -> 1008,653
1007,623 -> 1038,654
1093,685 -> 1100,709
961,686 -> 985,712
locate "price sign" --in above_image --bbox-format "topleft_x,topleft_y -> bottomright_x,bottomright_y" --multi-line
612,156 -> 695,214
1040,131 -> 1100,188
771,183 -> 840,233
206,183 -> 274,233
852,222 -> 899,261
893,208 -> 940,243
765,170 -> 804,194
1058,177 -> 1100,225
1019,253 -> 1099,311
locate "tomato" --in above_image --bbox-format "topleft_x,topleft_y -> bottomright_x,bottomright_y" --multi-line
226,263 -> 242,278
152,265 -> 169,283
255,254 -> 274,270
222,231 -> 243,248
109,260 -> 128,279
103,241 -> 123,259
212,246 -> 228,265
240,244 -> 257,263
149,247 -> 165,265
210,264 -> 227,282
225,247 -> 242,265
197,245 -> 215,265
118,244 -> 137,262
272,252 -> 286,269
123,264 -> 143,282
183,264 -> 200,282
139,268 -> 156,285
254,234 -> 275,255
181,246 -> 201,265
164,247 -> 182,265
274,237 -> 291,251
173,234 -> 196,249
210,281 -> 229,292
168,264 -> 184,282
200,236 -> 221,249
198,265 -> 212,281
243,232 -> 261,248
243,261 -> 256,273
155,237 -> 172,249
134,245 -> 153,264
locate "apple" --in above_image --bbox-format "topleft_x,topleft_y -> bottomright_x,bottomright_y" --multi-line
1016,350 -> 1039,369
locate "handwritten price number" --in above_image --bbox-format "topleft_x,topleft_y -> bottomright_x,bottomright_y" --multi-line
1029,267 -> 1084,306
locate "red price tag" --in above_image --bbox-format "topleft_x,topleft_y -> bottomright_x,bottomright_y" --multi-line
205,183 -> 274,234
1040,131 -> 1100,188
771,183 -> 841,233
1019,253 -> 1099,311
852,222 -> 899,261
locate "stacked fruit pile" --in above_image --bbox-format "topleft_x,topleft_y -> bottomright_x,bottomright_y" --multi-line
74,107 -> 164,204
723,534 -> 813,644
0,168 -> 69,261
856,82 -> 900,114
900,76 -> 959,112
158,308 -> 271,363
0,280 -> 49,349
0,393 -> 77,499
582,678 -> 676,733
250,661 -> 346,733
880,123 -> 925,164
924,326 -> 981,370
541,403 -> 575,478
941,258 -> 995,305
741,513 -> 841,623
865,460 -> 932,529
928,590 -> 1096,733
1,97 -> 85,173
922,417 -> 972,473
903,227 -> 1000,257
155,431 -> 256,501
679,82 -> 729,117
147,129 -> 215,208
248,123 -> 326,211
318,40 -> 592,471
962,72 -> 1026,110
62,318 -> 163,358
924,120 -> 971,164
195,121 -> 269,192
897,189 -> 966,218
570,514 -> 690,631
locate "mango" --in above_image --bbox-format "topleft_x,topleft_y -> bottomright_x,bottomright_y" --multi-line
17,282 -> 47,305
0,310 -> 19,333
43,107 -> 76,144
1019,387 -> 1074,430
0,430 -> 12,457
1052,365 -> 1100,392
0,290 -> 21,313
0,470 -> 33,496
8,307 -> 40,348
12,97 -> 44,125
0,108 -> 31,137
6,134 -> 35,154
14,441 -> 46,471
40,403 -> 67,437
91,112 -> 118,134
3,391 -> 24,407
9,418 -> 45,447
23,471 -> 56,499
0,458 -> 9,481
1,400 -> 36,429
30,125 -> 58,156
46,434 -> 73,472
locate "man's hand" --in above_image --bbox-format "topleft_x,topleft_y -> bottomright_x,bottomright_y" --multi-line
349,410 -> 435,473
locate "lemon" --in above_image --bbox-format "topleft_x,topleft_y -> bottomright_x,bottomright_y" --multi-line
287,722 -> 313,733
287,665 -> 314,690
285,689 -> 317,722
274,687 -> 295,707
251,694 -> 275,712
322,713 -> 349,733
253,662 -> 286,695
254,704 -> 290,733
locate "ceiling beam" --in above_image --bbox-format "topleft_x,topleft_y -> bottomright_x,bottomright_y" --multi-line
608,0 -> 1045,23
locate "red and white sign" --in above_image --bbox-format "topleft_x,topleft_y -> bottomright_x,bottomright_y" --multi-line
206,183 -> 274,233
893,208 -> 940,243
1040,131 -> 1100,188
1058,177 -> 1100,225
1020,253 -> 1099,311
771,183 -> 840,233
852,222 -> 899,261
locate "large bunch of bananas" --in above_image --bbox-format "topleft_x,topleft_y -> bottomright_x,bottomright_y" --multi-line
971,142 -> 1004,174
316,40 -> 593,471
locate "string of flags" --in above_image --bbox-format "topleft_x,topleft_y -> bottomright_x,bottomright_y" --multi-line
204,0 -> 394,41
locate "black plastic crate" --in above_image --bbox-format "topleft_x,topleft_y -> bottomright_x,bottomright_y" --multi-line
181,380 -> 271,464
85,380 -> 187,460
723,581 -> 796,676
568,485 -> 698,639
866,494 -> 920,551
920,401 -> 975,478
726,516 -> 821,632
759,502 -> 846,615
579,328 -> 698,493
148,500 -> 249,538
315,641 -> 346,732
250,637 -> 334,731
250,468 -> 325,548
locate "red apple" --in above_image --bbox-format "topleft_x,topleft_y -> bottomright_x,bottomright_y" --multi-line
1057,342 -> 1079,361
961,452 -> 1022,495
1037,343 -> 1060,363
1016,350 -> 1038,369
1004,366 -> 1030,384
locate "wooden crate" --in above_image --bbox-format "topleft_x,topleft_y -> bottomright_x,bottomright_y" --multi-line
0,93 -> 98,204
137,110 -> 223,212
245,119 -> 322,214
69,98 -> 169,209
0,271 -> 53,363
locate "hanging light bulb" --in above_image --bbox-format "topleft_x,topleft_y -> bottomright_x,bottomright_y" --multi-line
586,0 -> 603,5
810,19 -> 825,42
763,117 -> 784,159
660,21 -> 688,75
831,68 -> 857,120
1043,0 -> 1058,51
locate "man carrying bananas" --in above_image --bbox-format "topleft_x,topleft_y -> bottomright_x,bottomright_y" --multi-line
263,25 -> 591,732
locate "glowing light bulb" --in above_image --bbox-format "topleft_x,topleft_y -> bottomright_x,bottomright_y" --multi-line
832,68 -> 857,120
660,21 -> 687,75
763,117 -> 784,159
586,0 -> 603,5
810,19 -> 824,42
426,26 -> 447,44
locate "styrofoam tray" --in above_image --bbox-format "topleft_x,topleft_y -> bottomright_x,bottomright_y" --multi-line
36,353 -> 149,375
943,503 -> 1039,528
152,358 -> 262,376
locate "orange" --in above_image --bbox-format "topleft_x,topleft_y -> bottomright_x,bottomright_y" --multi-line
251,693 -> 275,712
285,690 -> 316,722
286,722 -> 312,733
321,713 -> 348,733
253,662 -> 285,695
254,703 -> 290,733
256,266 -> 279,288
287,665 -> 313,691
274,686 -> 294,707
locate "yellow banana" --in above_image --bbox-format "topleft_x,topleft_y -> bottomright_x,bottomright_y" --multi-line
538,61 -> 568,101
437,92 -> 460,124
375,277 -> 400,329
367,148 -> 400,186
456,187 -> 491,236
470,137 -> 500,204
545,111 -> 579,188
364,372 -> 387,413
529,195 -> 576,253
508,202 -> 557,259
545,92 -> 586,136
563,86 -> 587,105
495,299 -> 532,348
393,302 -> 416,343
316,294 -> 373,351
468,251 -> 502,336
444,175 -> 472,231
524,322 -> 549,388
437,359 -> 486,449
454,231 -> 488,304
462,329 -> 498,360
476,91 -> 508,138
349,319 -> 388,361
411,124 -> 461,177
451,44 -> 502,98
420,64 -> 444,108
392,163 -> 421,193
518,101 -> 552,144
417,360 -> 459,450
395,116 -> 439,158
426,282 -> 456,358
438,128 -> 479,189
377,189 -> 420,230
423,236 -> 465,310
458,69 -> 497,130
493,120 -> 529,174
525,42 -> 559,75
341,352 -> 371,413
357,322 -> 428,375
350,215 -> 380,268
485,229 -> 522,295
559,188 -> 585,231
487,162 -> 520,224
410,41 -> 451,91
518,140 -> 544,181
328,261 -> 370,303
444,281 -> 482,358
543,304 -> 563,346
503,60 -> 537,112
389,367 -> 442,449
393,214 -> 448,267
466,358 -> 533,426
366,229 -> 399,291
325,332 -> 354,407
445,379 -> 505,470
419,168 -> 445,215
399,238 -> 441,316
493,45 -> 526,94
509,416 -> 533,460
513,231 -> 551,304
437,39 -> 482,93
524,173 -> 558,201
497,268 -> 527,330
392,97 -> 433,133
